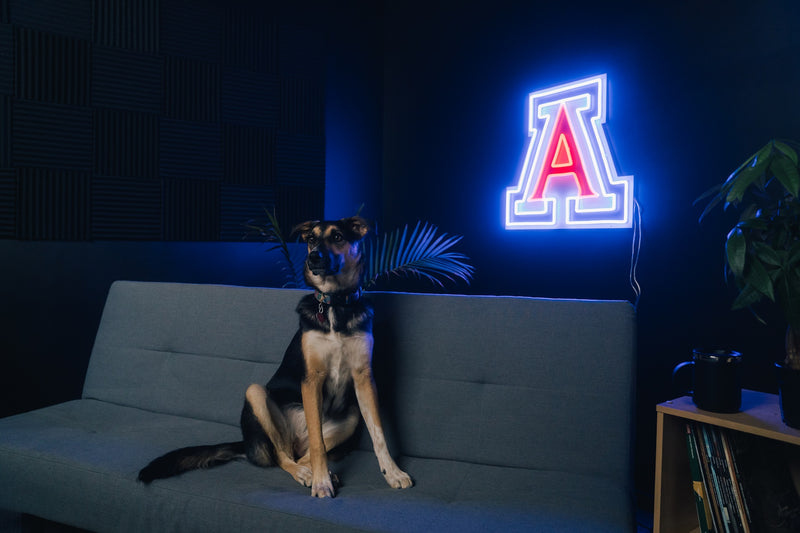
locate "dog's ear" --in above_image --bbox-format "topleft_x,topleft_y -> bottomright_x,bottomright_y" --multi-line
342,216 -> 370,241
292,220 -> 319,242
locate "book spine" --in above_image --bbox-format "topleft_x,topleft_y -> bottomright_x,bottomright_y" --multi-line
686,423 -> 714,533
693,422 -> 723,532
704,424 -> 736,533
709,426 -> 743,533
720,429 -> 752,533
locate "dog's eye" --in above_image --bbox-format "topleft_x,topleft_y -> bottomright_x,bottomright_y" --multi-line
306,236 -> 318,246
331,232 -> 343,243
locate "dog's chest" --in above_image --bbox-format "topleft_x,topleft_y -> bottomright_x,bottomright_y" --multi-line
304,328 -> 369,394
324,344 -> 350,395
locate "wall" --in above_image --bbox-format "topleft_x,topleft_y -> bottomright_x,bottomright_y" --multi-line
324,2 -> 384,221
0,0 -> 325,240
376,0 -> 800,506
0,0 -> 384,418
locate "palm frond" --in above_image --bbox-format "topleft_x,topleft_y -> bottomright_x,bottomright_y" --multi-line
363,221 -> 474,289
245,208 -> 307,288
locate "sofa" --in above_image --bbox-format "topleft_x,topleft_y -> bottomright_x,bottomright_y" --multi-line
0,281 -> 637,532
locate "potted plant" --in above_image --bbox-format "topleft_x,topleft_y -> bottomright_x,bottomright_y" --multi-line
698,139 -> 800,426
246,209 -> 475,291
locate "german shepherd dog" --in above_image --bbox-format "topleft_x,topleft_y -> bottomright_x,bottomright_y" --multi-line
138,217 -> 413,498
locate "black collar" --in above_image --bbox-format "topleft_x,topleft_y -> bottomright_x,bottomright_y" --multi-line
314,287 -> 362,306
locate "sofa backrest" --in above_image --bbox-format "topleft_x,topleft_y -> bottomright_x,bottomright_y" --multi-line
83,281 -> 635,488
367,291 -> 636,489
83,281 -> 302,426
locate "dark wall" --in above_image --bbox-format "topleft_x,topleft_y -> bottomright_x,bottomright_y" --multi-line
324,2 -> 384,221
0,0 -> 383,418
375,0 -> 800,506
0,0 -> 325,241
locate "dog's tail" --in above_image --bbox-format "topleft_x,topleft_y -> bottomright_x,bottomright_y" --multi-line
138,441 -> 246,483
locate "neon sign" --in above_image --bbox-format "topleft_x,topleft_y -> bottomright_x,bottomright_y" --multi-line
505,74 -> 633,229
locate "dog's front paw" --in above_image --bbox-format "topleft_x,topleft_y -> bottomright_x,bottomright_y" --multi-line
291,464 -> 313,487
383,467 -> 413,489
310,474 -> 336,498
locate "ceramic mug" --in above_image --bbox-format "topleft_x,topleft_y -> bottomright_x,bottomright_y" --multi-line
673,349 -> 742,413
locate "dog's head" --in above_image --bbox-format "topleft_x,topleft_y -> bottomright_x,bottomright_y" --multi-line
293,216 -> 370,294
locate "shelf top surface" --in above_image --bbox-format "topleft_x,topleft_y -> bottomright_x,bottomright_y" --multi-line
657,389 -> 800,445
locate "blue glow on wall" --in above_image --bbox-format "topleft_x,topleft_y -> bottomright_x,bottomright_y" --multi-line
505,74 -> 633,229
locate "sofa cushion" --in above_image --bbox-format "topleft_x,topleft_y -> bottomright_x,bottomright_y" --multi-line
368,292 -> 636,486
0,399 -> 632,532
82,282 -> 305,426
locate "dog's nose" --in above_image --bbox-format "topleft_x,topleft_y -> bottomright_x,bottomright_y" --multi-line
308,250 -> 324,265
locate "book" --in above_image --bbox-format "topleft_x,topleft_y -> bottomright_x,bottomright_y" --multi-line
686,423 -> 714,533
685,422 -> 757,533
693,422 -> 724,532
707,425 -> 743,533
719,428 -> 751,533
704,423 -> 745,533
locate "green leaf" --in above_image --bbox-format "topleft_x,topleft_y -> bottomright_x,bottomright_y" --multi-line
738,203 -> 758,222
731,284 -> 764,310
736,216 -> 768,231
725,143 -> 773,204
787,241 -> 800,267
728,152 -> 759,183
752,242 -> 784,267
694,184 -> 723,207
775,140 -> 799,167
260,208 -> 307,289
725,227 -> 746,278
697,186 -> 725,222
769,154 -> 800,197
726,166 -> 763,205
745,256 -> 775,301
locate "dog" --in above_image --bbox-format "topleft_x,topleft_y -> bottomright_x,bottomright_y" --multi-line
138,216 -> 413,498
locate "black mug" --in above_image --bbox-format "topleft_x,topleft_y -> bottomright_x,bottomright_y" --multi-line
673,349 -> 742,413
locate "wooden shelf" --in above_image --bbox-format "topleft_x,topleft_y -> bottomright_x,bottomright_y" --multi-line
653,389 -> 800,533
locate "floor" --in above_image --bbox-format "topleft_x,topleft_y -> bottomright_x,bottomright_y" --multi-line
2,509 -> 656,532
0,511 -> 656,532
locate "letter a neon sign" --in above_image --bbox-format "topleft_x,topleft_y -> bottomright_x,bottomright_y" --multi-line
505,74 -> 633,229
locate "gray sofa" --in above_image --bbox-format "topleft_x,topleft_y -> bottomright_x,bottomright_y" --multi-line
0,281 -> 637,532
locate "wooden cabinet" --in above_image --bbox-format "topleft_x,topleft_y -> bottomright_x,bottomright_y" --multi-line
653,389 -> 800,533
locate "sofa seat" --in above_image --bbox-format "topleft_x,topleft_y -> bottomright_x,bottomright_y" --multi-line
0,398 -> 630,532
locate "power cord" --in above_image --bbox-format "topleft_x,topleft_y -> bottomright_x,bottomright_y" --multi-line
629,197 -> 642,309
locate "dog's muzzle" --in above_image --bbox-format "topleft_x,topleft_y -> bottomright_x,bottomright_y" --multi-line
307,249 -> 337,275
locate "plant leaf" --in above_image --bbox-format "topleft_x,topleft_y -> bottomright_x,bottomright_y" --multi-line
736,215 -> 768,231
696,184 -> 724,222
731,283 -> 764,310
775,140 -> 799,167
745,256 -> 775,301
725,227 -> 746,278
257,208 -> 307,289
787,241 -> 800,268
752,242 -> 784,267
769,152 -> 800,197
364,222 -> 474,289
722,143 -> 773,204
